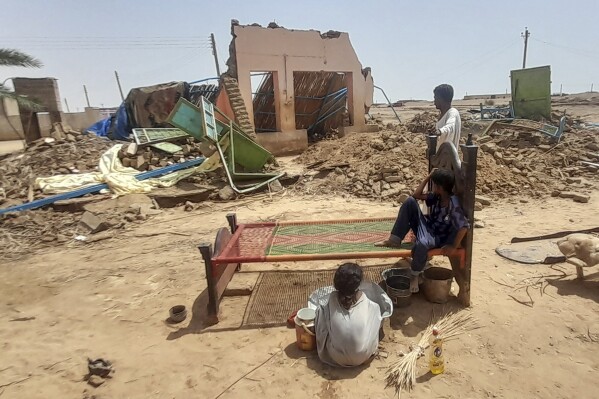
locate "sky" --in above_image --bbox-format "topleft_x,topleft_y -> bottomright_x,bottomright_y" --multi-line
1,0 -> 598,111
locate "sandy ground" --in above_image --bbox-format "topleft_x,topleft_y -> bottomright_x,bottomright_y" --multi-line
371,93 -> 599,128
1,189 -> 599,399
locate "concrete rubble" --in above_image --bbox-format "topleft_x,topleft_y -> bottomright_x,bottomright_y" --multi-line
117,139 -> 205,172
296,114 -> 599,203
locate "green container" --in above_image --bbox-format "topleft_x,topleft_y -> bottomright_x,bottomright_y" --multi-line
511,65 -> 551,120
167,98 -> 205,140
229,130 -> 272,172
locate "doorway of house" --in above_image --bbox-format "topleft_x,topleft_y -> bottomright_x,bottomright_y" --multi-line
293,71 -> 348,141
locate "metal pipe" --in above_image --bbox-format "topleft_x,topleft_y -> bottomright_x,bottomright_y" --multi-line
374,85 -> 401,123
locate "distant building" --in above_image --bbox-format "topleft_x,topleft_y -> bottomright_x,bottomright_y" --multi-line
462,93 -> 510,100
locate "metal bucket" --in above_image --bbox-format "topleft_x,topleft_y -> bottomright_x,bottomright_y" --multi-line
381,268 -> 412,307
422,267 -> 454,304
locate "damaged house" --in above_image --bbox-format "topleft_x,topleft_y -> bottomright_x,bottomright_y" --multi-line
221,20 -> 375,155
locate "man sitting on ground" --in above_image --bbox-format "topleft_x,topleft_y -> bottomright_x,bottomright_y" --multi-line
433,84 -> 461,150
314,263 -> 383,367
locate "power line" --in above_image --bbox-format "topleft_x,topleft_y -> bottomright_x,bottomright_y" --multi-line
531,37 -> 599,59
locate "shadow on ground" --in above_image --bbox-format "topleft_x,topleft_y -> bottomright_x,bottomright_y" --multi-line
284,342 -> 372,380
547,272 -> 599,303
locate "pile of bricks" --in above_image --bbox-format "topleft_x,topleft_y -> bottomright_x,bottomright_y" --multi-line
117,140 -> 206,171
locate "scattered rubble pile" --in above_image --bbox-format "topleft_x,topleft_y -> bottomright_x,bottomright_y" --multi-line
296,124 -> 599,203
477,129 -> 598,200
117,139 -> 206,171
406,112 -> 437,133
0,132 -> 113,205
297,129 -> 429,201
0,209 -> 82,259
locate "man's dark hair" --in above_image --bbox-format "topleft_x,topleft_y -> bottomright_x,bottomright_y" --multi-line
431,169 -> 455,194
434,84 -> 454,103
333,263 -> 363,296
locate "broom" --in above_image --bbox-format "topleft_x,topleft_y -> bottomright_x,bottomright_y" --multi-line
385,311 -> 479,396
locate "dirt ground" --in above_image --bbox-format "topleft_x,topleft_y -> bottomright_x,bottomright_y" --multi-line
1,190 -> 599,399
1,95 -> 599,398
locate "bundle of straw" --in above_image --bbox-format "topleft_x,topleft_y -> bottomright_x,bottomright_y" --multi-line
385,311 -> 479,396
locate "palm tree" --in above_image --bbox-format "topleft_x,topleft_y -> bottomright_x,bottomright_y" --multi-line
0,48 -> 43,110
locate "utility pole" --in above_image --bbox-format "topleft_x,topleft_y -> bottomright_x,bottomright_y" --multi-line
64,98 -> 70,113
560,84 -> 563,96
521,27 -> 530,69
114,71 -> 125,102
83,85 -> 91,107
210,33 -> 221,76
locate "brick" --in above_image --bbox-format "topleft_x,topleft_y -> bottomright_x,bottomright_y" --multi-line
79,211 -> 110,234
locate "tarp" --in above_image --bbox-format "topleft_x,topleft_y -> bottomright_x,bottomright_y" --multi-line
85,103 -> 131,141
35,143 -> 223,197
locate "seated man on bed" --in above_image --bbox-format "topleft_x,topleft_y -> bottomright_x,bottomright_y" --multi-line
314,263 -> 385,367
375,168 -> 470,292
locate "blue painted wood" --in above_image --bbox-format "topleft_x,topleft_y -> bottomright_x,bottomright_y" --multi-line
0,157 -> 205,215
167,98 -> 205,140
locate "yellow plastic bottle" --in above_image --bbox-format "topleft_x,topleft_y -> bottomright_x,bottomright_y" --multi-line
429,326 -> 445,375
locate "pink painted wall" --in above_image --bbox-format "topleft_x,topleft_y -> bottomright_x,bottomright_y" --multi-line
233,25 -> 374,134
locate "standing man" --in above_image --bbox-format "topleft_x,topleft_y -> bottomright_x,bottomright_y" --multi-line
433,84 -> 461,151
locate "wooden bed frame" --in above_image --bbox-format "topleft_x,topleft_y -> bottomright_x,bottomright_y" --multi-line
198,136 -> 478,323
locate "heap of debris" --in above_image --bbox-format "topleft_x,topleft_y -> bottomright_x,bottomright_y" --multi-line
117,139 -> 206,171
297,128 -> 429,200
0,131 -> 113,205
296,123 -> 598,203
406,111 -> 438,133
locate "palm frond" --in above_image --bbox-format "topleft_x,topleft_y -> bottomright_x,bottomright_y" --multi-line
0,84 -> 44,111
0,48 -> 43,68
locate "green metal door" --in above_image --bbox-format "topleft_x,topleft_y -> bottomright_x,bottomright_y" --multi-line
510,66 -> 551,120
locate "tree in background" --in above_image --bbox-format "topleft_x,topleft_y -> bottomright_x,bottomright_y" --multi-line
0,48 -> 43,110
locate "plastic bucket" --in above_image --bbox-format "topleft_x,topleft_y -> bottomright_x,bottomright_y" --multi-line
422,267 -> 454,304
295,308 -> 316,351
385,275 -> 411,307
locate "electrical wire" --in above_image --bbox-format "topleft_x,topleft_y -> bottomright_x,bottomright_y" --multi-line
531,37 -> 599,60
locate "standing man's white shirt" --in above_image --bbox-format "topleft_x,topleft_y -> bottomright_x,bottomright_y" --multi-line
436,107 -> 461,151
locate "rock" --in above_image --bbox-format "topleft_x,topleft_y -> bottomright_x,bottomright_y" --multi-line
370,139 -> 385,151
558,191 -> 576,199
476,195 -> 492,206
268,179 -> 284,192
474,221 -> 485,228
84,194 -> 154,214
79,211 -> 110,234
218,185 -> 236,201
494,152 -> 503,160
126,143 -> 138,156
520,198 -> 529,203
372,183 -> 382,195
572,193 -> 590,203
586,142 -> 599,151
121,158 -> 132,168
474,202 -> 483,211
184,201 -> 195,211
138,203 -> 162,216
566,177 -> 582,184
384,175 -> 403,183
124,214 -> 136,222
381,188 -> 401,198
87,375 -> 105,388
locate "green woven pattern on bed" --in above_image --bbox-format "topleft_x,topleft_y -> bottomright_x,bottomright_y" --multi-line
266,220 -> 413,256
